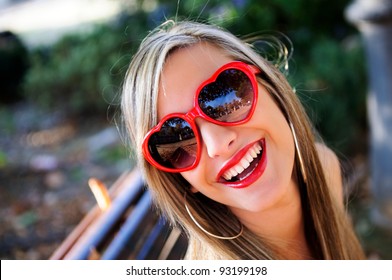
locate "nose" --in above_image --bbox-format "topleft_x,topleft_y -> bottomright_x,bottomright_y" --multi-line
196,119 -> 237,159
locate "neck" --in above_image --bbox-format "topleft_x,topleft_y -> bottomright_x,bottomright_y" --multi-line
231,176 -> 312,259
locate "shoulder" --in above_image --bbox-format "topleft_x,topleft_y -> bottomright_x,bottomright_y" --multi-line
315,143 -> 344,206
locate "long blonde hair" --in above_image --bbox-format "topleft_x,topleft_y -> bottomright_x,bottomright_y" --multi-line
121,20 -> 364,259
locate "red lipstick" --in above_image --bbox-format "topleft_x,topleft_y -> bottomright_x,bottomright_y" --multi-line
217,139 -> 267,188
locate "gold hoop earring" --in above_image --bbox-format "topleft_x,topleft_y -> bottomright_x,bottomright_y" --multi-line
184,193 -> 243,240
289,122 -> 308,184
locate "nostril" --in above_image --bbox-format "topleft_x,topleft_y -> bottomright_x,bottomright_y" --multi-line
197,119 -> 238,158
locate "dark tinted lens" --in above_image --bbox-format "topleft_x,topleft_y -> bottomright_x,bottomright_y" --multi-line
148,117 -> 197,169
198,69 -> 254,122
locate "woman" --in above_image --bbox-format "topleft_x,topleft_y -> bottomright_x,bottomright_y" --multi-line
121,20 -> 364,259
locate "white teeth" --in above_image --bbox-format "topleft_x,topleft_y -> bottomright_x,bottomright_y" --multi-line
245,154 -> 253,162
234,165 -> 245,174
241,158 -> 251,169
250,149 -> 258,158
222,142 -> 263,181
229,169 -> 237,177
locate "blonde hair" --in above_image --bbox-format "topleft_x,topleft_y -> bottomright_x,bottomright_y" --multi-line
121,20 -> 364,259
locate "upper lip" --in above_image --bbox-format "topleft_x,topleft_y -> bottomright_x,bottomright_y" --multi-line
216,139 -> 262,181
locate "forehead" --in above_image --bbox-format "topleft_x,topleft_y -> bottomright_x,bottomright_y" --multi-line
157,42 -> 232,119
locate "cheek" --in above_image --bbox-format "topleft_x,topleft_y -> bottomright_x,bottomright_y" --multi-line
180,154 -> 219,195
255,88 -> 292,144
180,168 -> 205,193
254,90 -> 296,175
267,124 -> 296,188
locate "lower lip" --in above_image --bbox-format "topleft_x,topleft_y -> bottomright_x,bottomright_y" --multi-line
221,139 -> 267,189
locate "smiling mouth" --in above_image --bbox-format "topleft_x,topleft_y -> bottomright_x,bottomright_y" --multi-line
222,142 -> 262,182
217,140 -> 266,187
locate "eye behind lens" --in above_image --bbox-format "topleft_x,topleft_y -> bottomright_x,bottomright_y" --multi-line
148,117 -> 198,169
198,69 -> 254,122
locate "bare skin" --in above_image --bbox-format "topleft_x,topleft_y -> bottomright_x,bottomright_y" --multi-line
158,42 -> 343,259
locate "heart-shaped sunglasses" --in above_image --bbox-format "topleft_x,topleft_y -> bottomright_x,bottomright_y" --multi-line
142,61 -> 261,172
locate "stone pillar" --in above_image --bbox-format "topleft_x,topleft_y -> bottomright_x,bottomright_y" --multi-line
346,0 -> 392,229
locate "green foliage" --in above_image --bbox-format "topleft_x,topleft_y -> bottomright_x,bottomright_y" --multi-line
23,12 -> 149,115
289,37 -> 367,154
0,107 -> 16,135
95,144 -> 128,164
21,1 -> 367,155
0,150 -> 7,168
23,26 -> 122,114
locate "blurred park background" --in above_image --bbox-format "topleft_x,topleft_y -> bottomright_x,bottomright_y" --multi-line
0,0 -> 391,259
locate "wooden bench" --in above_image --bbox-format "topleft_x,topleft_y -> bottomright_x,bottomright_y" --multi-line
50,169 -> 188,260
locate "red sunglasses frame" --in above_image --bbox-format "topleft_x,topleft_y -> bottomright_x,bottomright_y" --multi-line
142,61 -> 261,173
